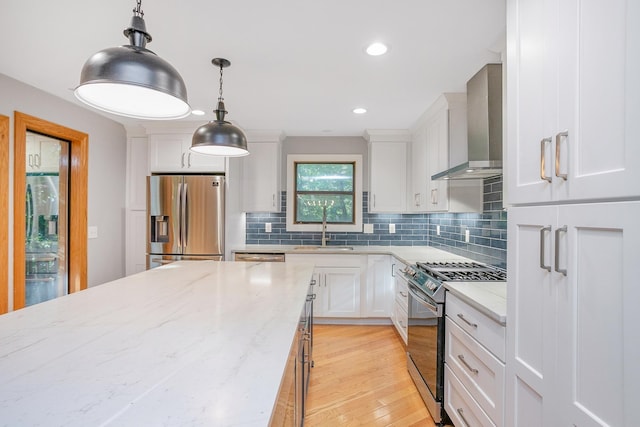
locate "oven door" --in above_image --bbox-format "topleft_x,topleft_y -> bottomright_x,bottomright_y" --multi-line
407,283 -> 444,402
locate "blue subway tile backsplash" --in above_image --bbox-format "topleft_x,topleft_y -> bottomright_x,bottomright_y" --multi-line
245,176 -> 507,268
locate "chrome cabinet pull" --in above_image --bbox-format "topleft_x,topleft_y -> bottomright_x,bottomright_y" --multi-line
272,193 -> 276,207
555,131 -> 568,180
373,194 -> 376,208
181,152 -> 185,168
399,291 -> 407,298
539,226 -> 551,271
187,152 -> 192,167
457,313 -> 477,329
555,225 -> 567,276
457,408 -> 471,427
457,354 -> 479,375
540,137 -> 552,182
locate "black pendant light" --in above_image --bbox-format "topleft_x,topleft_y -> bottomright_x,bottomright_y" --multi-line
74,0 -> 190,120
191,58 -> 249,157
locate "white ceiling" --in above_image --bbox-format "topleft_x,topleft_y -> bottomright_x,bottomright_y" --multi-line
0,0 -> 505,137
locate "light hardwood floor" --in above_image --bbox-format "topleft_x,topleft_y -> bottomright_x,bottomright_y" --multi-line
304,325 -> 435,427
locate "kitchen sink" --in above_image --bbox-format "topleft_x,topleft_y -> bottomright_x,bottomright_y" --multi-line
293,245 -> 354,251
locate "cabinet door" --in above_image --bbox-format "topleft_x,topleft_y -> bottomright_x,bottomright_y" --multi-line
506,0 -> 559,205
556,0 -> 639,201
242,142 -> 281,212
506,205 -> 557,427
555,202 -> 640,427
364,255 -> 391,317
425,110 -> 449,212
318,267 -> 361,318
149,134 -> 186,172
507,0 -> 640,205
369,141 -> 407,213
409,128 -> 428,212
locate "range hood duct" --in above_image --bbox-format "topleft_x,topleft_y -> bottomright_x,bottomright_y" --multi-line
432,64 -> 503,180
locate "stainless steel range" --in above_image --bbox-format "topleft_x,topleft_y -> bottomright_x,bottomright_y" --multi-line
402,261 -> 506,426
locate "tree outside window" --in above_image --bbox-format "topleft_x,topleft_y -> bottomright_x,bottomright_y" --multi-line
294,162 -> 355,224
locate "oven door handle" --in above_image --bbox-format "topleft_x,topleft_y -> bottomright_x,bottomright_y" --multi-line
408,285 -> 442,317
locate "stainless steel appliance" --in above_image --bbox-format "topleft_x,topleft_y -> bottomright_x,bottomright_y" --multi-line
432,63 -> 503,180
402,261 -> 506,426
147,175 -> 225,268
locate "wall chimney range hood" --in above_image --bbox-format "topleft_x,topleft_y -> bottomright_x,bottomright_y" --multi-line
432,64 -> 503,180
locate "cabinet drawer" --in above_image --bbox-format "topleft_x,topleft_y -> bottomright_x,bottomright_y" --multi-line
445,317 -> 505,426
395,276 -> 409,309
445,365 -> 496,427
446,292 -> 506,361
392,302 -> 408,344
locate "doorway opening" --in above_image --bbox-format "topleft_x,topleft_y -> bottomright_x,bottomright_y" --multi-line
13,112 -> 88,310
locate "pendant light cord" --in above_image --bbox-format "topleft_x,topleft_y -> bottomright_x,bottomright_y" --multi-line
218,64 -> 225,102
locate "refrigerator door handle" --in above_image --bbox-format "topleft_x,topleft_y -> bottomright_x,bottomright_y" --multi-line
183,183 -> 189,250
177,182 -> 183,249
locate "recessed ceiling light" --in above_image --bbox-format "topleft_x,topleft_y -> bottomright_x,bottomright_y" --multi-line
191,109 -> 205,116
353,107 -> 367,114
366,42 -> 388,56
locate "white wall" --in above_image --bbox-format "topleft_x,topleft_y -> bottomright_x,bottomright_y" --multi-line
0,73 -> 127,306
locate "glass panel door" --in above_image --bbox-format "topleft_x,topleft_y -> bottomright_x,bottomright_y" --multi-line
25,131 -> 69,306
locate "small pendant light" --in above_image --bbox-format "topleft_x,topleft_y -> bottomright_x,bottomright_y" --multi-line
74,0 -> 190,120
191,58 -> 249,157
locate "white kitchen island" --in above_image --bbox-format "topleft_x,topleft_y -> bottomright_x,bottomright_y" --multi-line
0,261 -> 315,427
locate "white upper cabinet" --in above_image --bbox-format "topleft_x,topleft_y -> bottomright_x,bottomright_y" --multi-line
241,138 -> 282,212
26,133 -> 61,174
148,134 -> 225,173
365,130 -> 409,213
506,0 -> 640,205
409,127 -> 428,211
413,94 -> 483,213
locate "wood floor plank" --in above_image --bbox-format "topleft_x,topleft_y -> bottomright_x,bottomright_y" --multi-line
305,325 -> 435,427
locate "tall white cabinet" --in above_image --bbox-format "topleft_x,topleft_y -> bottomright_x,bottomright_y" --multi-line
505,0 -> 640,425
241,134 -> 283,212
364,130 -> 409,213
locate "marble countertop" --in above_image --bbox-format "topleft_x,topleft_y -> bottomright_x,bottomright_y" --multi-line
0,261 -> 315,427
232,244 -> 471,266
444,281 -> 507,325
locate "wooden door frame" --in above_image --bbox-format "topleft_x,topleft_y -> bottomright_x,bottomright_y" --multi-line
13,112 -> 88,310
0,115 -> 8,314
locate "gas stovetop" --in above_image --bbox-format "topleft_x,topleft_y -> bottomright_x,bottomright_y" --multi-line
402,261 -> 506,303
416,261 -> 507,282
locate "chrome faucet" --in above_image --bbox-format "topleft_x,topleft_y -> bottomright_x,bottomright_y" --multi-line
321,206 -> 330,246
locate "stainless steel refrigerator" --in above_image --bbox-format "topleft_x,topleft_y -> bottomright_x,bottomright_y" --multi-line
146,175 -> 225,269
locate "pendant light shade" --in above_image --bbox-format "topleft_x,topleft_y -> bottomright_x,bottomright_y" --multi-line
191,58 -> 249,157
74,1 -> 190,120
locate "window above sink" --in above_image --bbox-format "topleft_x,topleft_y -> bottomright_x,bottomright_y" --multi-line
286,154 -> 363,233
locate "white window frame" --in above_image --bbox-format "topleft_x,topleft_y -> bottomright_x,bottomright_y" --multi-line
286,154 -> 363,232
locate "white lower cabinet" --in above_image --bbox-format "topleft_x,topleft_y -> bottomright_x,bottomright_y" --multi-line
313,267 -> 361,318
286,254 -> 393,321
364,255 -> 392,317
506,201 -> 640,427
391,258 -> 409,344
445,292 -> 505,427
